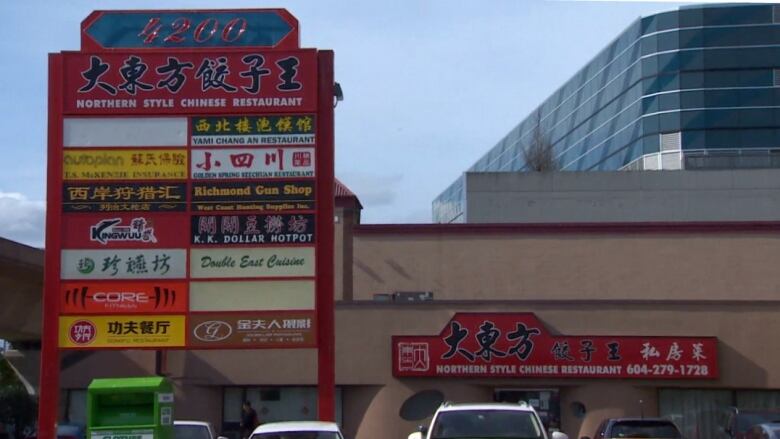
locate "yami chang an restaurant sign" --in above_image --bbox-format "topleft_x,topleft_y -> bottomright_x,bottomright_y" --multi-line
393,313 -> 719,380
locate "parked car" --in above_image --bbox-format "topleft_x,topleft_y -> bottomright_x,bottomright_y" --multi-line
249,421 -> 344,439
25,424 -> 85,439
408,401 -> 569,439
722,408 -> 780,439
174,421 -> 228,439
745,423 -> 780,439
582,418 -> 682,439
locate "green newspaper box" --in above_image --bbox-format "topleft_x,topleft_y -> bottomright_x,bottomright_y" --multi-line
87,377 -> 174,439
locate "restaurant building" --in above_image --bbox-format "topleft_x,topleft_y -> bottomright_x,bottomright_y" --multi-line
4,178 -> 780,439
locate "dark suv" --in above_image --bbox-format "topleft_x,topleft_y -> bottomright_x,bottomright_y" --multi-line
722,408 -> 780,439
583,418 -> 682,439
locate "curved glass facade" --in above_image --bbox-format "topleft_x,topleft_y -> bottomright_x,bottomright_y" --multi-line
434,4 -> 780,223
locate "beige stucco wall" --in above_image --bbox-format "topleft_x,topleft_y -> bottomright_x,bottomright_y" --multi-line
58,301 -> 772,439
351,229 -> 780,301
52,226 -> 780,439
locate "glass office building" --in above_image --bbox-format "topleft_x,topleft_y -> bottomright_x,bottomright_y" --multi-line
434,3 -> 780,223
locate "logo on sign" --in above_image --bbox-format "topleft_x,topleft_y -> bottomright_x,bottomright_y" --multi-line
90,217 -> 157,245
64,285 -> 177,310
398,342 -> 430,372
77,258 -> 96,274
68,320 -> 97,345
193,321 -> 233,342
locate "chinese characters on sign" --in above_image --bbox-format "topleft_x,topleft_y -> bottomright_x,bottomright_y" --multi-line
61,249 -> 187,280
63,183 -> 187,213
191,115 -> 315,146
188,312 -> 315,348
63,52 -> 317,115
59,315 -> 186,348
191,147 -> 315,179
54,10 -> 323,352
393,313 -> 719,379
191,213 -> 314,245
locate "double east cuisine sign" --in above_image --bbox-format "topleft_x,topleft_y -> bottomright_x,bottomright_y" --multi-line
393,313 -> 719,380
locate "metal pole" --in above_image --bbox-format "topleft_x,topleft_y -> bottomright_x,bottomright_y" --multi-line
315,50 -> 335,422
38,52 -> 64,439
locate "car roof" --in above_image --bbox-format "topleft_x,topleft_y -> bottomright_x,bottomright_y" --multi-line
436,402 -> 536,413
251,421 -> 341,434
608,418 -> 676,423
174,421 -> 212,427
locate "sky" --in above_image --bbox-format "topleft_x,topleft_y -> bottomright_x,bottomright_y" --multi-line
0,0 -> 737,248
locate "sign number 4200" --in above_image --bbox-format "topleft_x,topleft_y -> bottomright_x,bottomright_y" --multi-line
138,17 -> 248,44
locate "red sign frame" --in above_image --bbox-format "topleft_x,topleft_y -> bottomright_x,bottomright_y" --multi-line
393,313 -> 719,380
41,9 -> 337,436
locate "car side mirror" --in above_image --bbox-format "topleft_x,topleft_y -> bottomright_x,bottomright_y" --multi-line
407,432 -> 424,439
551,433 -> 569,439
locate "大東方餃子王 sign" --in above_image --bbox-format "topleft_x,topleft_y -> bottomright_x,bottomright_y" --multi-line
393,313 -> 719,380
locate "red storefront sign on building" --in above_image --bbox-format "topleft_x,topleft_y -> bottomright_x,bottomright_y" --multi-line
393,313 -> 719,380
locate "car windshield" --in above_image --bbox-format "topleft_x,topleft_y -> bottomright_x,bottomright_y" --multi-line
737,413 -> 780,432
430,410 -> 543,439
250,433 -> 341,439
174,425 -> 212,439
609,420 -> 681,438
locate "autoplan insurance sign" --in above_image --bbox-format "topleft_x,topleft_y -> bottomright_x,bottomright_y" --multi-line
393,313 -> 719,380
45,8 -> 334,353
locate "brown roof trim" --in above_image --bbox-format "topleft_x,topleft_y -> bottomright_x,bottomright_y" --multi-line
336,298 -> 780,308
0,237 -> 43,270
334,178 -> 362,209
353,221 -> 780,235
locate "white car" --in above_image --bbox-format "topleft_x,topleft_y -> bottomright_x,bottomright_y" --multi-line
408,402 -> 569,439
250,421 -> 344,439
174,421 -> 228,439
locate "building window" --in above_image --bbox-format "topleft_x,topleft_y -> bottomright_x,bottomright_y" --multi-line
222,386 -> 343,436
660,132 -> 682,152
66,389 -> 87,424
773,69 -> 780,87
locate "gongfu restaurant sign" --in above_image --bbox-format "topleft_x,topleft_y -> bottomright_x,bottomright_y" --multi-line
393,313 -> 719,380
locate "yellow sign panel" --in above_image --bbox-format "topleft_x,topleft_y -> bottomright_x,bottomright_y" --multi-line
189,280 -> 315,311
63,150 -> 187,180
59,315 -> 185,349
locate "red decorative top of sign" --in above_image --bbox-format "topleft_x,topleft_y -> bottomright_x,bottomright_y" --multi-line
62,50 -> 317,115
392,313 -> 719,380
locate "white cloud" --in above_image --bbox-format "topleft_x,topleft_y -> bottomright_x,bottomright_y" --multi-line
337,172 -> 403,207
0,192 -> 45,248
